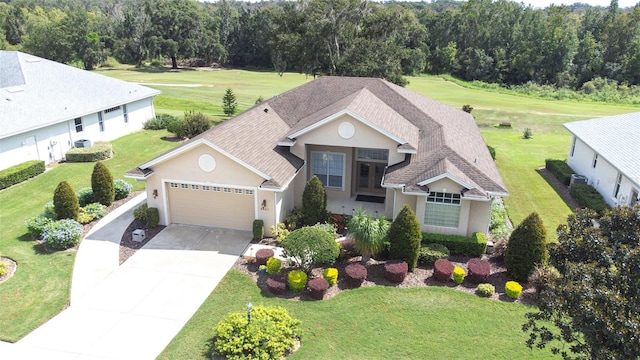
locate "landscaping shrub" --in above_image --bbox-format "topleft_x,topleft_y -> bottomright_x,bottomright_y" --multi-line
545,159 -> 574,186
422,232 -> 487,257
0,261 -> 6,277
43,200 -> 56,219
166,120 -> 185,138
212,305 -> 300,360
322,267 -> 338,286
270,223 -> 290,242
505,281 -> 523,299
489,198 -> 511,238
91,161 -> 114,206
523,127 -> 533,139
344,263 -> 367,287
266,257 -> 282,275
476,283 -> 495,297
65,142 -> 112,162
42,219 -> 83,250
505,212 -> 548,282
76,187 -> 95,207
0,160 -> 45,190
312,222 -> 339,238
287,270 -> 307,292
181,110 -> 211,138
453,266 -> 466,284
487,145 -> 496,160
388,205 -> 421,271
253,219 -> 264,240
266,275 -> 287,294
281,226 -> 340,274
306,277 -> 329,300
113,179 -> 132,200
77,208 -> 97,224
467,258 -> 491,283
146,207 -> 159,228
337,238 -> 357,259
418,243 -> 450,266
570,183 -> 610,214
329,213 -> 346,233
433,258 -> 454,282
284,207 -> 304,231
256,248 -> 275,266
347,208 -> 389,262
133,203 -> 148,221
143,113 -> 178,130
302,176 -> 328,226
462,104 -> 473,113
26,215 -> 53,239
384,260 -> 409,283
528,263 -> 560,295
83,202 -> 106,219
54,181 -> 79,220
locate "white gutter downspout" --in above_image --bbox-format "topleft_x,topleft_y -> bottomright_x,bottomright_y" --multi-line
392,188 -> 397,220
274,191 -> 278,236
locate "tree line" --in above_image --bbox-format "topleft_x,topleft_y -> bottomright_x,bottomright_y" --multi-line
1,0 -> 639,89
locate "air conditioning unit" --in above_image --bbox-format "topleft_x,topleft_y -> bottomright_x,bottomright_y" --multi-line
570,174 -> 588,187
74,139 -> 92,148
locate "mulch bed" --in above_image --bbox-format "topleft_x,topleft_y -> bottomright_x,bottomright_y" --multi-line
119,220 -> 165,264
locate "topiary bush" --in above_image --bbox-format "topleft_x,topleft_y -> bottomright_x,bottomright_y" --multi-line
306,277 -> 329,300
91,161 -> 114,206
570,183 -> 610,214
76,187 -> 95,207
476,283 -> 495,297
528,263 -> 560,295
433,258 -> 454,282
0,160 -> 45,190
287,270 -> 307,292
388,205 -> 422,271
146,207 -> 159,228
322,267 -> 338,286
113,179 -> 132,200
545,159 -> 574,186
384,260 -> 409,283
42,219 -> 83,250
65,142 -> 112,162
253,219 -> 264,240
266,257 -> 282,275
505,212 -> 548,282
266,275 -> 287,295
26,215 -> 53,239
212,305 -> 300,360
281,226 -> 340,274
302,176 -> 328,226
505,281 -> 523,299
467,258 -> 491,283
255,248 -> 275,266
344,263 -> 367,287
54,181 -> 79,220
134,203 -> 148,222
453,266 -> 466,284
418,243 -> 450,266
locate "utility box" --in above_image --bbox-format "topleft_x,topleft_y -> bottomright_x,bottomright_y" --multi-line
132,229 -> 146,242
570,174 -> 588,187
74,139 -> 92,148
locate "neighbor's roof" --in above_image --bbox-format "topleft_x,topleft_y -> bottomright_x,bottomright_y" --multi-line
564,113 -> 640,185
0,51 -> 160,139
132,76 -> 507,197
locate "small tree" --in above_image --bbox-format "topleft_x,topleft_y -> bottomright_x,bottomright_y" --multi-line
302,176 -> 327,226
222,88 -> 238,116
53,181 -> 79,220
505,212 -> 547,282
280,226 -> 340,274
91,161 -> 114,206
347,208 -> 390,263
181,111 -> 211,138
388,204 -> 422,271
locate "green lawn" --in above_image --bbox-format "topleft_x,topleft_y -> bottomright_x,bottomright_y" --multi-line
0,130 -> 177,342
159,269 -> 554,360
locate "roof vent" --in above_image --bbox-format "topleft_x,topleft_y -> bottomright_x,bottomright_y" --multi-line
264,108 -> 269,113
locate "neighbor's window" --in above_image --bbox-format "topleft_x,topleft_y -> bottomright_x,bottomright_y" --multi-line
74,118 -> 83,133
311,151 -> 345,188
123,105 -> 129,124
592,153 -> 598,168
570,137 -> 576,157
424,192 -> 461,228
104,106 -> 121,113
613,172 -> 622,198
98,112 -> 105,132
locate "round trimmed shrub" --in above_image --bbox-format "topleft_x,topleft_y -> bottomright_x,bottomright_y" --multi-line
476,283 -> 495,297
288,270 -> 307,292
266,274 -> 287,295
453,266 -> 466,284
322,267 -> 338,286
266,257 -> 282,275
505,281 -> 523,299
256,248 -> 275,266
53,181 -> 79,220
344,263 -> 367,287
114,179 -> 133,200
306,277 -> 329,300
76,187 -> 95,207
467,258 -> 491,283
42,219 -> 83,250
433,258 -> 454,282
26,214 -> 53,239
384,260 -> 408,283
91,161 -> 115,206
212,305 -> 299,360
418,243 -> 450,266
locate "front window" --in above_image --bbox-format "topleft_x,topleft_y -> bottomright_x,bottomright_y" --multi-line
424,192 -> 461,228
74,118 -> 83,133
312,151 -> 345,188
356,148 -> 388,162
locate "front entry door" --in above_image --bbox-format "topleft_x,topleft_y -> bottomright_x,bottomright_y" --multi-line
357,162 -> 385,194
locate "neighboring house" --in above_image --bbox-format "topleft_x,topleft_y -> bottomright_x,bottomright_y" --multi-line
0,51 -> 160,170
126,77 -> 508,236
564,113 -> 640,207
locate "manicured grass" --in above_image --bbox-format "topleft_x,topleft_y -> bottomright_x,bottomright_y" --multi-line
159,269 -> 553,359
0,130 -> 177,342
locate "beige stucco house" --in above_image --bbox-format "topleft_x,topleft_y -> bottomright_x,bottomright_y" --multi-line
126,77 -> 508,236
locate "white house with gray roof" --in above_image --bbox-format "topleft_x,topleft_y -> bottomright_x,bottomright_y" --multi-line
564,113 -> 640,207
0,51 -> 160,170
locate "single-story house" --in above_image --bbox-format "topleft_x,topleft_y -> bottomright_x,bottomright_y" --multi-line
0,51 -> 160,170
126,77 -> 508,236
564,113 -> 640,207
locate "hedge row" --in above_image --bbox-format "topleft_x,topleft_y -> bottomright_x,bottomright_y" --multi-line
65,142 -> 112,162
422,232 -> 487,257
570,183 -> 610,214
0,160 -> 45,190
545,159 -> 574,186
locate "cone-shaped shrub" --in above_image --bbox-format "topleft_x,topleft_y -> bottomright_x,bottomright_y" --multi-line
53,181 -> 79,220
388,205 -> 422,271
91,161 -> 114,206
505,212 -> 548,282
302,176 -> 327,226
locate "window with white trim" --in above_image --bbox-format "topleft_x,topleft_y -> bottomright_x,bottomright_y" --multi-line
123,105 -> 129,124
191,184 -> 199,190
202,185 -> 210,191
181,183 -> 188,189
170,182 -> 178,188
245,189 -> 254,195
98,112 -> 105,132
74,118 -> 83,133
356,148 -> 388,162
212,186 -> 221,192
104,106 -> 121,113
592,153 -> 598,168
570,137 -> 576,157
223,187 -> 232,193
234,188 -> 243,194
613,173 -> 622,198
311,151 -> 345,188
424,192 -> 461,228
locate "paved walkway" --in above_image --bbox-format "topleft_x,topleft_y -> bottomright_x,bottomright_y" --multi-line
1,194 -> 252,359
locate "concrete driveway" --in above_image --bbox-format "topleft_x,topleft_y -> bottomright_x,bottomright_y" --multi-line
5,200 -> 252,360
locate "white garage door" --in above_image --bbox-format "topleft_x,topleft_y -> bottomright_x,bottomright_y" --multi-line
167,182 -> 255,231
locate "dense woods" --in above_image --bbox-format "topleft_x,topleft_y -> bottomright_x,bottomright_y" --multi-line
1,0 -> 640,90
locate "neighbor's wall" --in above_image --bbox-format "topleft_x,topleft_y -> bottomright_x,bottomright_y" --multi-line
0,122 -> 72,170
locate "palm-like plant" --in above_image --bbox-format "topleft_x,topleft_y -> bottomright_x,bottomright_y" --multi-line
347,208 -> 390,263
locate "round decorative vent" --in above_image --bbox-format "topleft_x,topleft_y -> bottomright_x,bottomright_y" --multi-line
338,121 -> 355,139
198,154 -> 216,172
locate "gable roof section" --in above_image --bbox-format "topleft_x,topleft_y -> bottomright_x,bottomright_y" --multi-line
564,113 -> 640,185
0,51 -> 160,139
